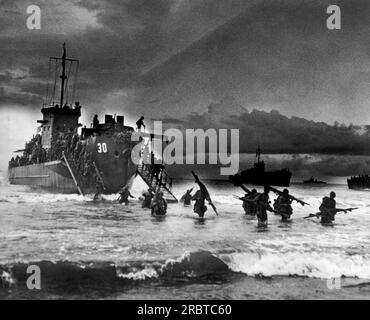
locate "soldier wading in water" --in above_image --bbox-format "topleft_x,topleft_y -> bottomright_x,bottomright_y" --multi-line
302,191 -> 358,224
319,191 -> 337,224
192,188 -> 208,218
118,185 -> 135,205
241,189 -> 257,215
180,188 -> 193,206
150,191 -> 167,216
274,189 -> 293,222
93,171 -> 105,201
142,187 -> 155,209
253,186 -> 275,227
191,171 -> 218,218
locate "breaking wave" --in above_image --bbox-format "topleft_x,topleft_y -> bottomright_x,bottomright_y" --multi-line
223,251 -> 370,279
0,192 -> 119,204
0,251 -> 230,289
0,172 -> 9,186
1,250 -> 369,291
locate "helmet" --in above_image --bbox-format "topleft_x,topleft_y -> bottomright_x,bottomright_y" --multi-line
330,191 -> 336,198
283,189 -> 289,194
252,189 -> 257,193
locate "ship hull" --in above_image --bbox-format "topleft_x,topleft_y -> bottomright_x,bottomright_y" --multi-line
8,158 -> 136,194
347,177 -> 370,190
303,181 -> 326,185
8,161 -> 78,193
230,170 -> 292,187
83,131 -> 137,193
8,128 -> 138,195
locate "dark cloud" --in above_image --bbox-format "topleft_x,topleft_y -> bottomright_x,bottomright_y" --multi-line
162,96 -> 370,155
0,87 -> 41,107
0,0 -> 369,126
165,154 -> 370,181
135,0 -> 370,124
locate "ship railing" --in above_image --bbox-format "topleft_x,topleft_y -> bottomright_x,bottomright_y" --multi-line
136,163 -> 177,203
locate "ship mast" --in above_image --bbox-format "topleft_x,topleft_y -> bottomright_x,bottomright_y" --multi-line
255,145 -> 261,163
47,43 -> 79,108
60,43 -> 67,108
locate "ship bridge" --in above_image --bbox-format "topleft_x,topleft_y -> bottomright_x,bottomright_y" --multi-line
37,104 -> 81,149
38,43 -> 81,149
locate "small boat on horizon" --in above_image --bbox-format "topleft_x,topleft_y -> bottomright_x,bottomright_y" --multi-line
303,177 -> 327,185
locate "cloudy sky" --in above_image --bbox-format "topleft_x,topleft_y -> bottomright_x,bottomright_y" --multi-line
0,0 -> 370,169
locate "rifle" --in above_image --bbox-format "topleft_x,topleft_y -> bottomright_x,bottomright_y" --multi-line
243,198 -> 278,214
268,186 -> 309,206
234,185 -> 278,214
192,171 -> 218,215
303,207 -> 358,219
236,183 -> 252,195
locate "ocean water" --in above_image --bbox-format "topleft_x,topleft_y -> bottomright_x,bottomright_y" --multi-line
0,176 -> 370,300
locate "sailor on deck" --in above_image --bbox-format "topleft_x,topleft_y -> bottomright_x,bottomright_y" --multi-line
93,115 -> 99,128
136,116 -> 146,132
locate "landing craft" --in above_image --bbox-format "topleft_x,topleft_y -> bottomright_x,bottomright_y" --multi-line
229,146 -> 292,187
7,44 -> 177,203
347,175 -> 370,190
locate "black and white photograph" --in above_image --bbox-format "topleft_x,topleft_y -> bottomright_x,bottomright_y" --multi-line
0,0 -> 370,304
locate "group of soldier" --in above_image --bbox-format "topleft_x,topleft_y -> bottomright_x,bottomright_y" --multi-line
8,126 -> 84,168
236,185 -> 357,227
116,171 -> 216,218
117,186 -> 168,217
113,169 -> 358,226
9,134 -> 45,168
237,186 -> 294,227
9,132 -> 63,168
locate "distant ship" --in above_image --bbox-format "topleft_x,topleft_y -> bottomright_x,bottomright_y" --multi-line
229,146 -> 291,187
303,177 -> 327,185
347,175 -> 370,190
7,44 -> 177,202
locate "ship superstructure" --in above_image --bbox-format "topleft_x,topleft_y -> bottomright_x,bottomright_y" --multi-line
229,146 -> 292,187
8,45 -> 177,202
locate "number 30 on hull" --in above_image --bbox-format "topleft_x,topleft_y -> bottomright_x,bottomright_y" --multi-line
97,142 -> 107,153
